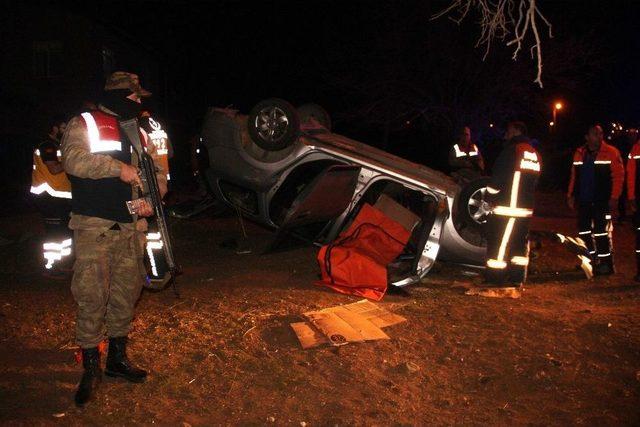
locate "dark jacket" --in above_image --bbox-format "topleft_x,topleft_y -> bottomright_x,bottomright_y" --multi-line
488,135 -> 541,216
568,141 -> 624,203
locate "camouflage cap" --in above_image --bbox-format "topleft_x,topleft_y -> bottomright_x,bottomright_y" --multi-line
104,71 -> 152,97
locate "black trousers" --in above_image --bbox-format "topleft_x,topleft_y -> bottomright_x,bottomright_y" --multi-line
577,200 -> 613,267
33,194 -> 73,269
485,214 -> 531,286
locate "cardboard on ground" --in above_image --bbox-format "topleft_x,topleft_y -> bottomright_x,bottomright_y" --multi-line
291,299 -> 407,349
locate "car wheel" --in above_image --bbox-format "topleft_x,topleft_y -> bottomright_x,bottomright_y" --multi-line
298,103 -> 332,131
247,98 -> 300,151
456,177 -> 492,231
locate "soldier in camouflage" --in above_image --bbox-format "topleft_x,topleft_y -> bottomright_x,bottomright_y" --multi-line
61,71 -> 167,407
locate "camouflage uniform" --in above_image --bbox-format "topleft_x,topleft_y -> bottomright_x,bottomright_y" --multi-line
62,104 -> 166,349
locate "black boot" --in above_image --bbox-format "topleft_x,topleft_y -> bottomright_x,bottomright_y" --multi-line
105,336 -> 147,383
75,347 -> 102,407
594,259 -> 614,276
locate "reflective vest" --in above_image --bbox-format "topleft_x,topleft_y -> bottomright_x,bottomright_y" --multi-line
626,142 -> 640,200
140,115 -> 170,180
67,111 -> 133,223
568,142 -> 624,202
452,143 -> 480,158
30,141 -> 72,199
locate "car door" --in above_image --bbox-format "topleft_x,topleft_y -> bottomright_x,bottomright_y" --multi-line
265,164 -> 361,252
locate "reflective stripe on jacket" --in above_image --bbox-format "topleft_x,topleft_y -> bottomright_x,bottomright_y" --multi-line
448,143 -> 484,172
488,136 -> 541,217
567,141 -> 624,202
627,141 -> 640,200
139,115 -> 171,180
30,143 -> 72,199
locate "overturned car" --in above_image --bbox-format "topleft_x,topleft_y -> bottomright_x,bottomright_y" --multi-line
200,98 -> 490,287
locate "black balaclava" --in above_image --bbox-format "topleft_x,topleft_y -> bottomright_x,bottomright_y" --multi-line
100,89 -> 142,120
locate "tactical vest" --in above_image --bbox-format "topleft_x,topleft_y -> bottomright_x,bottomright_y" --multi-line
30,141 -> 72,199
68,111 -> 133,223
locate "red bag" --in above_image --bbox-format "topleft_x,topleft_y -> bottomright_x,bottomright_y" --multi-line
317,203 -> 410,300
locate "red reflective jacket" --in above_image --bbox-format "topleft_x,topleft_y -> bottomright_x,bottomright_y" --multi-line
627,141 -> 640,200
568,141 -> 624,202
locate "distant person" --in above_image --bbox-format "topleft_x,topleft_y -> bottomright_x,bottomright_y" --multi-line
62,71 -> 166,407
448,126 -> 484,183
567,124 -> 624,276
30,114 -> 73,276
625,131 -> 640,281
480,121 -> 540,297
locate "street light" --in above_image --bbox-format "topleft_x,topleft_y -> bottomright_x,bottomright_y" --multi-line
552,101 -> 564,131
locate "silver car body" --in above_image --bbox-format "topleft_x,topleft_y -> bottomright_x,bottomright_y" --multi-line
201,109 -> 486,286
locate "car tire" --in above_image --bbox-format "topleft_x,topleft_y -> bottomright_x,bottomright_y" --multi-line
247,98 -> 300,151
298,103 -> 332,131
455,177 -> 492,232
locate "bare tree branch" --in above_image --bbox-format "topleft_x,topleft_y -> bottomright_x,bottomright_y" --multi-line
434,0 -> 553,88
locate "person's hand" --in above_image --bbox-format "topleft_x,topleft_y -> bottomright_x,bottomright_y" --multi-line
120,164 -> 142,188
137,199 -> 153,217
158,180 -> 168,199
567,196 -> 575,211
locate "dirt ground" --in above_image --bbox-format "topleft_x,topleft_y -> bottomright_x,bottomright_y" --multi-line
1,193 -> 640,426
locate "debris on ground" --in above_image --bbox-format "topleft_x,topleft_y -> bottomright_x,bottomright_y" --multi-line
399,361 -> 421,374
219,237 -> 252,255
291,299 -> 406,348
465,286 -> 522,299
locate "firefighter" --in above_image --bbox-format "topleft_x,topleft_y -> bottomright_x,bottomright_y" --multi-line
61,71 -> 167,406
625,132 -> 640,281
139,108 -> 172,182
482,121 -> 540,296
448,126 -> 485,183
30,115 -> 73,275
567,124 -> 624,276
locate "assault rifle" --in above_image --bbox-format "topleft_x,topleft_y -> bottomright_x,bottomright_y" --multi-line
119,119 -> 179,295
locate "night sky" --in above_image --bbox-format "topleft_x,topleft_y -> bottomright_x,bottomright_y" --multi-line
7,1 -> 640,159
67,1 -> 639,122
